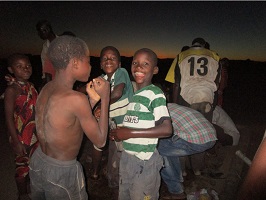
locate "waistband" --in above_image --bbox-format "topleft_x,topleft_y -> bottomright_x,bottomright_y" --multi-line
35,146 -> 77,167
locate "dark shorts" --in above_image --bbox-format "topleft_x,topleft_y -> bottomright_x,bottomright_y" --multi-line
29,147 -> 88,200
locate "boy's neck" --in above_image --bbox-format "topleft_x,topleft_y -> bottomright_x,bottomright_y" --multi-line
54,71 -> 75,89
136,82 -> 152,91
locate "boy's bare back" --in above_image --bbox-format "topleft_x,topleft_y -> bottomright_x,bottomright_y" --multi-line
35,36 -> 110,161
36,77 -> 109,161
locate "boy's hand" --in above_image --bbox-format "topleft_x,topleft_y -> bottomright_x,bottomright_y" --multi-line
110,127 -> 129,141
86,81 -> 101,102
92,77 -> 110,100
93,105 -> 101,120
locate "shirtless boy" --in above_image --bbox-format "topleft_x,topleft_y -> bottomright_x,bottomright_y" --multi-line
29,36 -> 110,200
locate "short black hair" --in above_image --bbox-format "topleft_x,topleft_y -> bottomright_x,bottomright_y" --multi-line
36,19 -> 52,30
133,48 -> 158,66
60,31 -> 76,37
192,37 -> 206,46
100,46 -> 121,62
47,36 -> 89,70
7,53 -> 29,67
181,46 -> 190,52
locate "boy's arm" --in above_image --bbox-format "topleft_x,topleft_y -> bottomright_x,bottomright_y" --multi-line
173,60 -> 181,104
110,119 -> 172,141
77,77 -> 110,148
237,138 -> 266,199
4,87 -> 26,155
110,83 -> 125,105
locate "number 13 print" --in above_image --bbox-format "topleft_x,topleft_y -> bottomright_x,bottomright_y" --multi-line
188,57 -> 208,76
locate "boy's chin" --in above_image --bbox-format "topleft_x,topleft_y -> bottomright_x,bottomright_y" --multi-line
79,76 -> 90,82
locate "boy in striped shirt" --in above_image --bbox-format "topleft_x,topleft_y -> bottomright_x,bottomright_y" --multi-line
110,48 -> 172,200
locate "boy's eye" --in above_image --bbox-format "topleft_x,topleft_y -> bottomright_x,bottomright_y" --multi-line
102,57 -> 117,61
143,62 -> 148,66
16,64 -> 23,69
132,62 -> 137,65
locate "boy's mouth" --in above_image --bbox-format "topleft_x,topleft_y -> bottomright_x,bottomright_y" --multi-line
134,72 -> 144,77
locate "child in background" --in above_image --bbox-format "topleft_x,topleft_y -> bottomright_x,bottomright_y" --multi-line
91,46 -> 134,199
110,48 -> 172,200
4,53 -> 39,200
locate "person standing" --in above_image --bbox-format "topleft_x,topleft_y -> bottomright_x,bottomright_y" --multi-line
90,46 -> 134,199
110,48 -> 172,200
4,53 -> 39,200
29,36 -> 110,199
36,19 -> 57,85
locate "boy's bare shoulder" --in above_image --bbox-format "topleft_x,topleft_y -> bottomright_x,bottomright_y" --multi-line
55,89 -> 89,108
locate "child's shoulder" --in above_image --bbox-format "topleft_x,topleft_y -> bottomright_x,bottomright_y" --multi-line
116,67 -> 131,76
146,84 -> 164,94
4,84 -> 22,99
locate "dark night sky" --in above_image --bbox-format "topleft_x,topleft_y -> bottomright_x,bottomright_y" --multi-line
1,1 -> 266,61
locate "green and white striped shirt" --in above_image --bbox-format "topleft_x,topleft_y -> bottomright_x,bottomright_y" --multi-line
123,84 -> 170,160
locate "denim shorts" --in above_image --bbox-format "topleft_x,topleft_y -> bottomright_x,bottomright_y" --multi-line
119,149 -> 163,200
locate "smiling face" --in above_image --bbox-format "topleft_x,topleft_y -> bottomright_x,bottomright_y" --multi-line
100,48 -> 121,80
131,49 -> 158,90
8,56 -> 32,82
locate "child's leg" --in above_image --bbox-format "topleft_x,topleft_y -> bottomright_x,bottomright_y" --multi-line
131,150 -> 163,200
91,145 -> 103,180
107,141 -> 122,200
15,155 -> 30,199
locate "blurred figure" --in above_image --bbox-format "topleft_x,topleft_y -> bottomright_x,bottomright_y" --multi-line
237,131 -> 266,200
36,19 -> 57,85
218,58 -> 229,107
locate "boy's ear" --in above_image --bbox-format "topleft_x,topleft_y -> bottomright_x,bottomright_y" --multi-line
119,62 -> 121,68
153,66 -> 159,75
71,58 -> 79,69
7,66 -> 13,74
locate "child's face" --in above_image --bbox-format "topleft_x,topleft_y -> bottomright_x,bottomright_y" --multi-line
37,24 -> 50,40
9,58 -> 32,82
77,51 -> 92,82
131,52 -> 158,89
100,49 -> 120,78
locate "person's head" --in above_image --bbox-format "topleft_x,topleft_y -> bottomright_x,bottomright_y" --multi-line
192,37 -> 206,47
7,53 -> 32,82
100,46 -> 121,78
36,19 -> 54,40
181,46 -> 190,52
131,48 -> 158,89
59,31 -> 76,37
47,36 -> 91,82
220,57 -> 229,68
205,42 -> 210,50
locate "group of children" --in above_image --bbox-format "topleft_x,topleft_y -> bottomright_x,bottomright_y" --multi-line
4,36 -> 173,200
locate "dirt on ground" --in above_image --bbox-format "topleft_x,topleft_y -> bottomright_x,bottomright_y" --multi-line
77,123 -> 265,200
